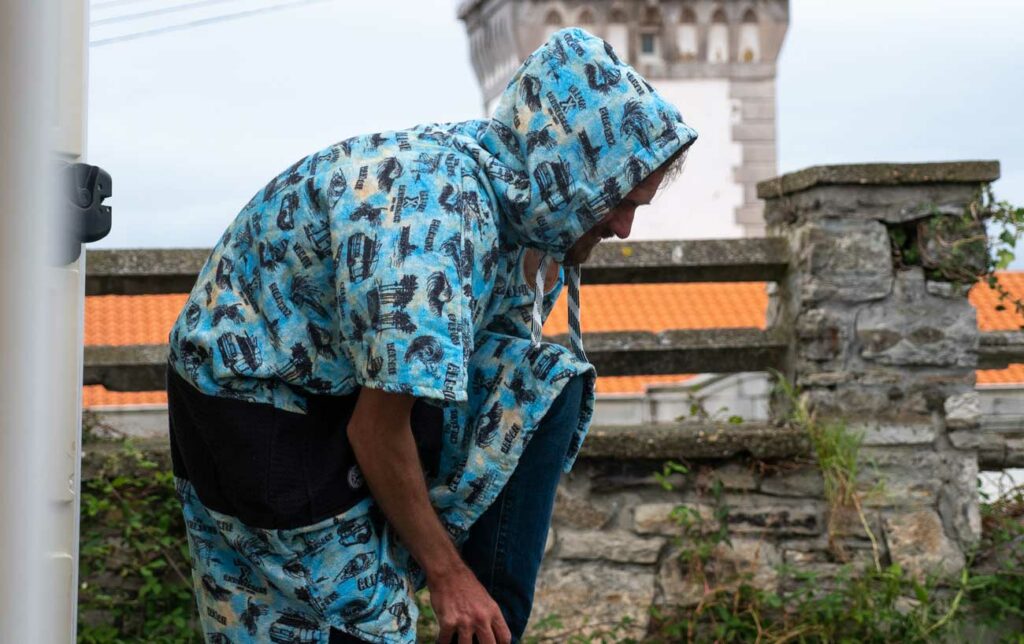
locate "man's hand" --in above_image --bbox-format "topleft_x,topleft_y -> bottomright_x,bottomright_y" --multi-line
430,563 -> 511,644
346,387 -> 511,644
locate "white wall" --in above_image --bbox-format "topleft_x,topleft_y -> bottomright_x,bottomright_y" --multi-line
606,24 -> 629,62
630,78 -> 745,240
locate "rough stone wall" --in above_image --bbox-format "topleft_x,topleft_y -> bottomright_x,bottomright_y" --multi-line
762,164 -> 996,562
526,162 -> 1001,639
529,455 -> 837,638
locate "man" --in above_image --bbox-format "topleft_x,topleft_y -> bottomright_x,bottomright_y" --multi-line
167,28 -> 697,644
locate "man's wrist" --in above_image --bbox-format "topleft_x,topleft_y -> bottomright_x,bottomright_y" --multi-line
423,549 -> 469,587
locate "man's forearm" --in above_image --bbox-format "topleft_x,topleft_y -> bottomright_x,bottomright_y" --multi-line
347,412 -> 465,583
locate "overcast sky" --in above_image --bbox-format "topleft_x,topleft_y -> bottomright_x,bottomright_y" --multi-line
87,0 -> 1024,267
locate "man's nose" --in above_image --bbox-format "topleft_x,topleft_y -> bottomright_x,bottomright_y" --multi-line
609,210 -> 634,239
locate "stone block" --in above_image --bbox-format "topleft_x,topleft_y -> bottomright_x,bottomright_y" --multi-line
944,391 -> 982,430
856,474 -> 941,508
802,387 -> 933,422
854,368 -> 906,386
858,447 -> 942,470
796,308 -> 850,362
937,451 -> 982,547
925,280 -> 972,299
734,162 -> 779,184
557,529 -> 666,564
762,184 -> 980,225
589,459 -> 690,494
777,559 -> 876,596
740,99 -> 776,121
781,534 -> 880,556
846,420 -> 937,446
725,496 -> 825,536
796,371 -> 852,387
882,509 -> 965,582
733,122 -> 776,142
657,539 -> 781,607
742,142 -> 778,163
827,505 -> 886,540
948,429 -> 981,449
694,462 -> 760,492
795,221 -> 893,303
530,562 -> 654,641
636,497 -> 828,540
805,371 -> 975,421
553,486 -> 616,530
760,464 -> 825,497
729,80 -> 776,100
633,502 -> 719,536
856,268 -> 979,368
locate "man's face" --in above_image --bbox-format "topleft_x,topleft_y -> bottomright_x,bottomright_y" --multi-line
563,166 -> 668,266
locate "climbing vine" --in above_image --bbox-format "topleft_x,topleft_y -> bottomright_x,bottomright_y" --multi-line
889,187 -> 1024,328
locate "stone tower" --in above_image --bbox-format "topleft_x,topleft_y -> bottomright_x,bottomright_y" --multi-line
457,0 -> 789,238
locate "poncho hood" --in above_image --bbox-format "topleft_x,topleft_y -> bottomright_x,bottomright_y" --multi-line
479,28 -> 698,262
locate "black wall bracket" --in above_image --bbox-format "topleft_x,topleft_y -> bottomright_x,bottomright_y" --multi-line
59,162 -> 112,265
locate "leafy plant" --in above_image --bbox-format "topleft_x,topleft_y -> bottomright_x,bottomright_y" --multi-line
78,417 -> 200,643
769,368 -> 885,568
889,188 -> 1024,328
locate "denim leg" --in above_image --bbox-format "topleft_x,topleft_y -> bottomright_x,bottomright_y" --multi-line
459,374 -> 586,642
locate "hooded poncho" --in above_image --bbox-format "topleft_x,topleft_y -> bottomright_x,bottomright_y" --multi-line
168,27 -> 697,643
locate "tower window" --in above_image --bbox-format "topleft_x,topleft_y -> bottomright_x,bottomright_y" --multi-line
641,33 -> 656,55
740,9 -> 761,62
677,7 -> 698,61
709,7 -> 730,62
543,9 -> 563,41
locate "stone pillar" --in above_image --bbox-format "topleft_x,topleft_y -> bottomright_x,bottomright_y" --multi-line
761,161 -> 1001,580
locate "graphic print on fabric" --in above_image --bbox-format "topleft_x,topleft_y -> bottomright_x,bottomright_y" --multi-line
168,27 -> 697,643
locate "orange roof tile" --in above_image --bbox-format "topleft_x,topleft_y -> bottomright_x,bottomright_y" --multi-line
83,386 -> 167,408
85,294 -> 187,346
976,364 -> 1024,386
596,374 -> 699,395
969,271 -> 1024,331
82,272 -> 1024,406
543,282 -> 769,335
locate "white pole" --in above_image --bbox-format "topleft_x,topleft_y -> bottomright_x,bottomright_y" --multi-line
0,1 -> 88,641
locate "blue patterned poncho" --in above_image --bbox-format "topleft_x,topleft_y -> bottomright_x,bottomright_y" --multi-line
168,27 -> 697,643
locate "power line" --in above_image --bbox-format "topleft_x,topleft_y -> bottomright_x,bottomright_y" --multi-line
91,0 -> 249,26
89,0 -> 335,46
92,0 -> 177,10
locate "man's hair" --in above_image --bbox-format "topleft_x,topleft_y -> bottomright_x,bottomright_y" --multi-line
657,145 -> 690,187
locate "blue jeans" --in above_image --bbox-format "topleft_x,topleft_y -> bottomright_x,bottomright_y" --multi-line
329,374 -> 585,644
458,374 -> 585,643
